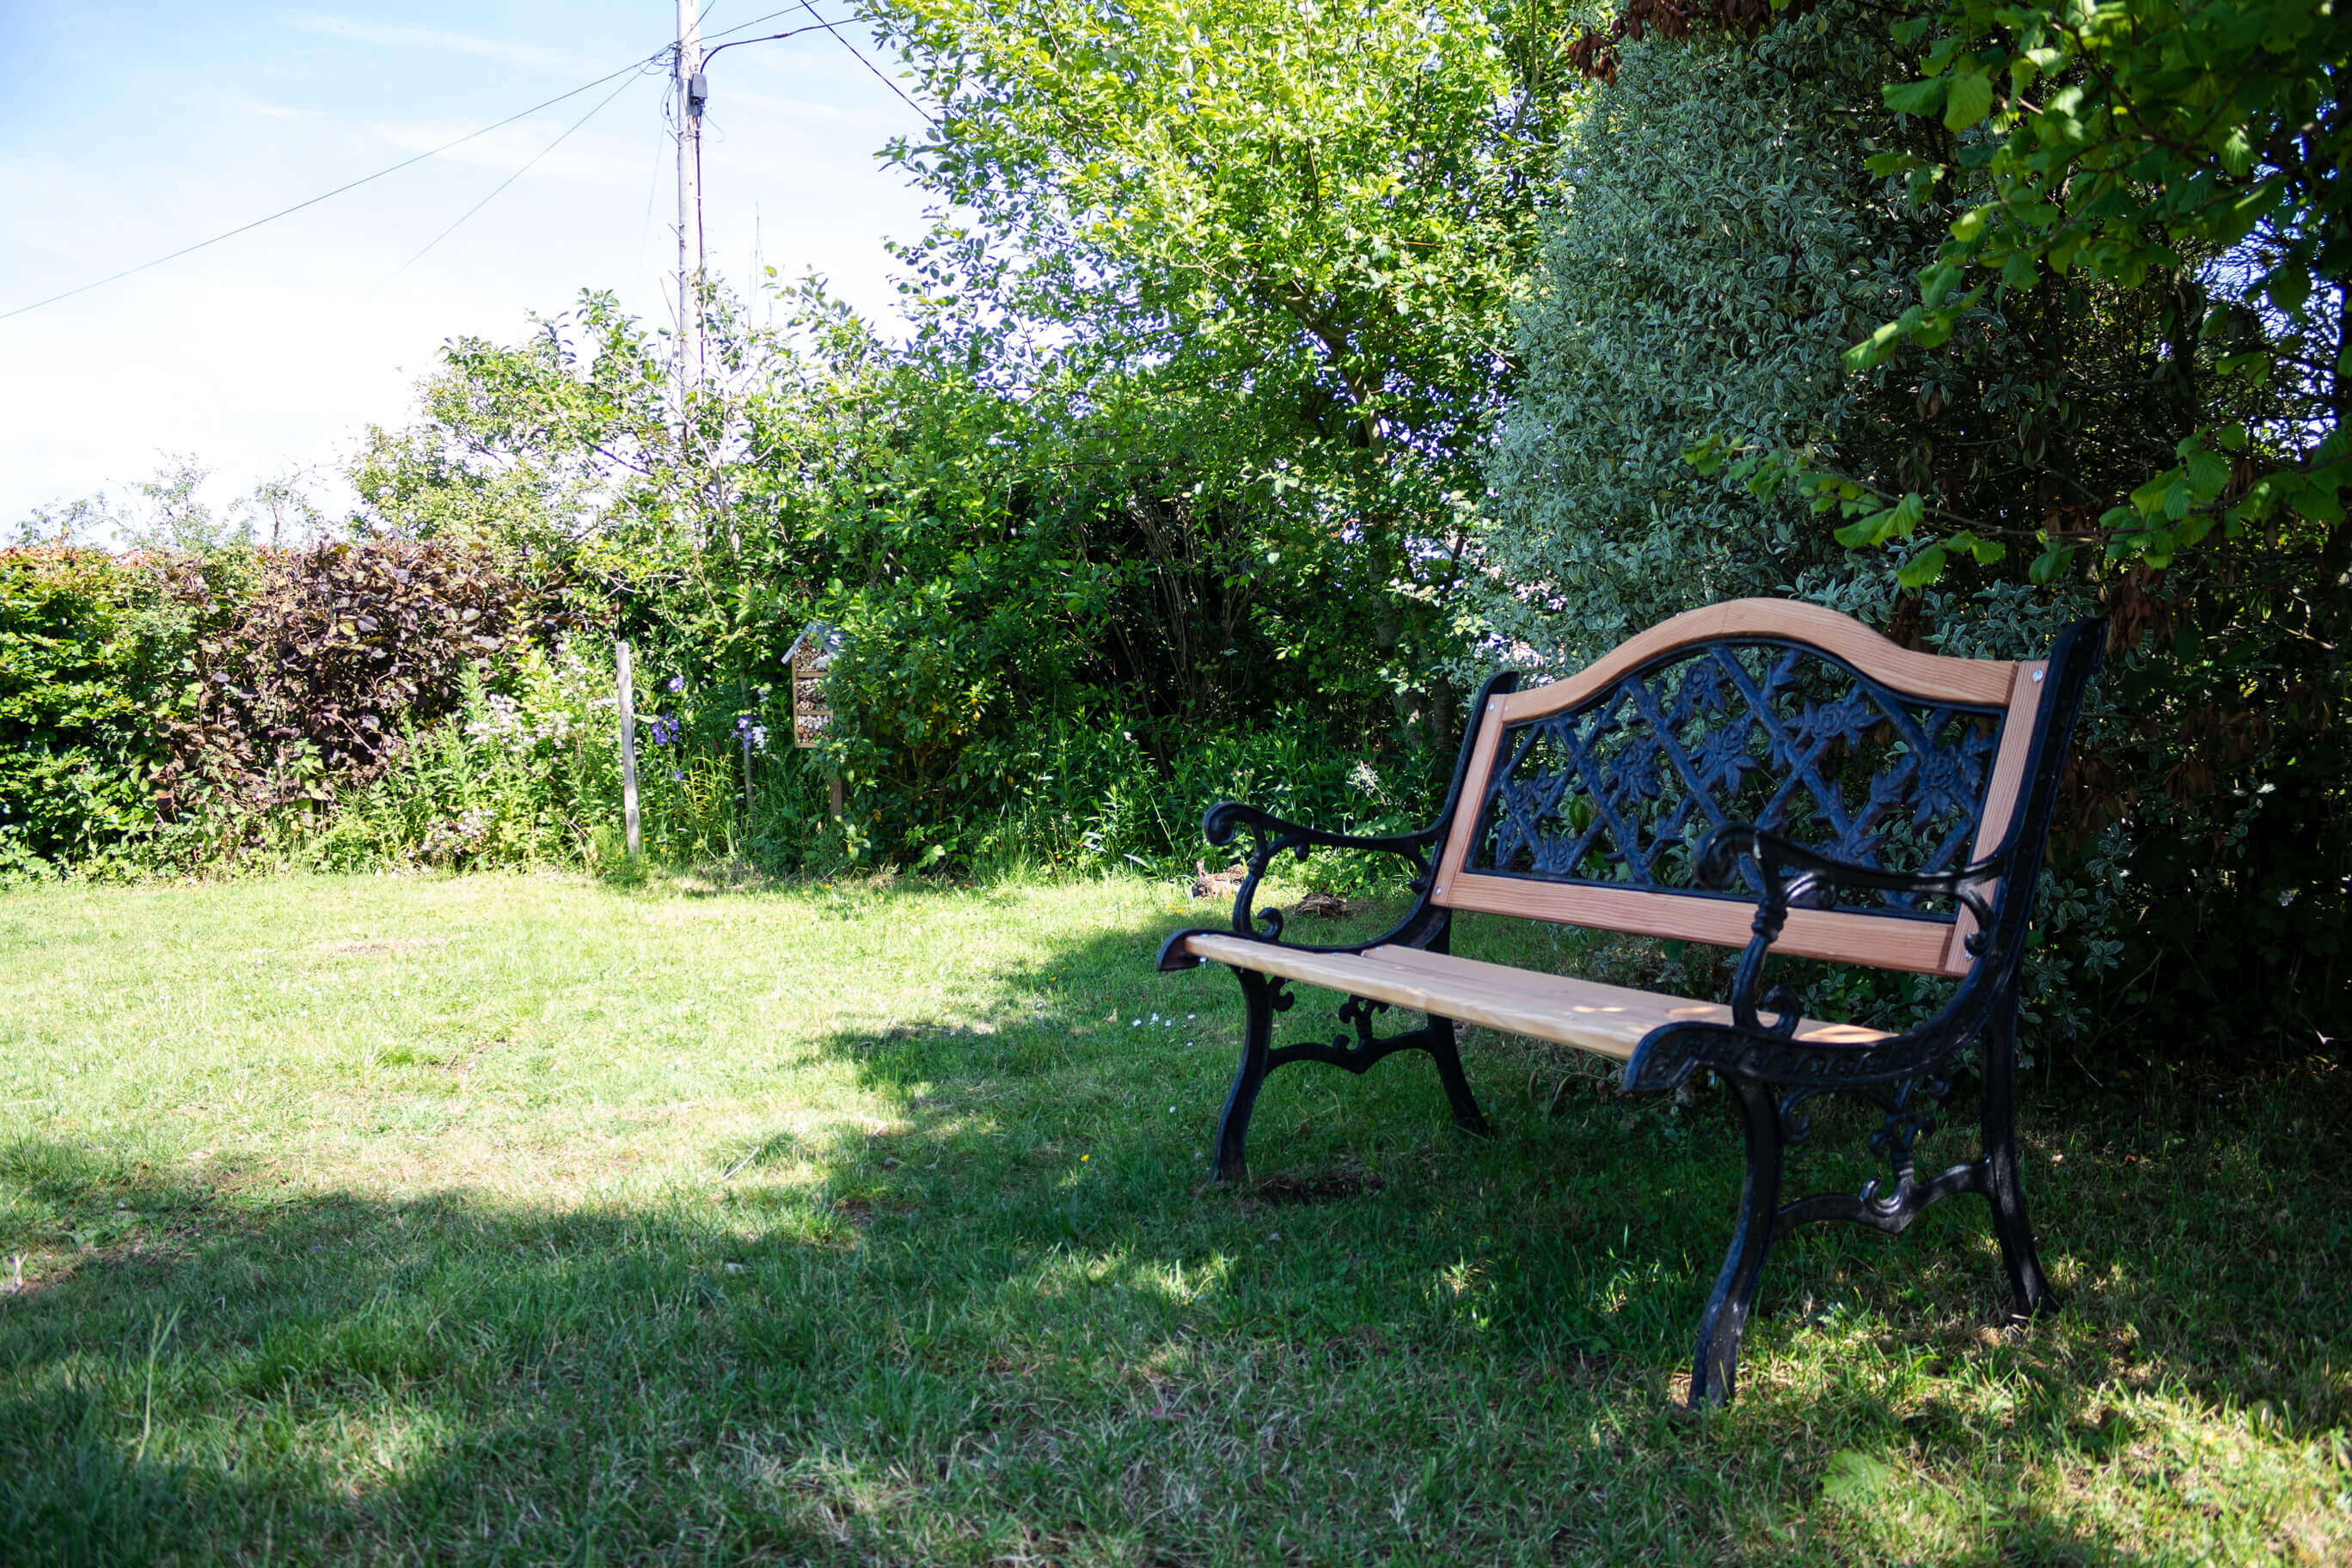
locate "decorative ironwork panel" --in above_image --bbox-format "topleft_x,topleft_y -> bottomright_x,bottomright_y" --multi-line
1472,640 -> 2003,916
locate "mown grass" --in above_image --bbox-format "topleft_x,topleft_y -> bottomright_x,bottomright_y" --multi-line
1,870 -> 2347,1565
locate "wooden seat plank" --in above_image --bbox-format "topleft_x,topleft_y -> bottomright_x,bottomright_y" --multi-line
1181,933 -> 1889,1062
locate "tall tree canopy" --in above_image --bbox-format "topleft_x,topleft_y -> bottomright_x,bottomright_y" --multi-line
872,0 -> 1580,736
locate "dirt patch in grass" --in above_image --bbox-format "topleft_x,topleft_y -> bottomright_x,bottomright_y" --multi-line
314,937 -> 451,957
1250,1167 -> 1385,1204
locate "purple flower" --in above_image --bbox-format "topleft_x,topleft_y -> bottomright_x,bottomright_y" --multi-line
672,769 -> 683,781
667,676 -> 684,693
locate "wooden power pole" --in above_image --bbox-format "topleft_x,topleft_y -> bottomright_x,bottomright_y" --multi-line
676,0 -> 706,402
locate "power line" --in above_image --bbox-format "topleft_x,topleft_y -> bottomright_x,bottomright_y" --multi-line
697,0 -> 932,123
795,2 -> 937,125
701,6 -> 808,43
0,47 -> 672,324
1,6 -> 910,326
628,68 -> 675,316
378,68 -> 653,289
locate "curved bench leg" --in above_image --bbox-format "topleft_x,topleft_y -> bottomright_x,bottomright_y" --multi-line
1688,1075 -> 1784,1408
1981,1004 -> 2053,1319
1425,1019 -> 1493,1136
1212,969 -> 1277,1183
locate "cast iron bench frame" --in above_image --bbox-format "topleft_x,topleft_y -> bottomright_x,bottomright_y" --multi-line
1155,599 -> 2102,1406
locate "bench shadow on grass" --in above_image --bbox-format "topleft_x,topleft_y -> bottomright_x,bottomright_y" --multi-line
5,906 -> 2344,1563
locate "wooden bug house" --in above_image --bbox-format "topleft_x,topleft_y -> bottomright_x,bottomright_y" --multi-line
781,621 -> 842,749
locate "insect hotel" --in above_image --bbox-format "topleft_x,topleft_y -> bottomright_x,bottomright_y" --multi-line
781,621 -> 845,813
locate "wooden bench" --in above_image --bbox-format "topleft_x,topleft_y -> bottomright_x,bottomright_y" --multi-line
1156,599 -> 2103,1406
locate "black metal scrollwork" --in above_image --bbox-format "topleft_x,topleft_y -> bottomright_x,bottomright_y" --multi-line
1194,800 -> 1436,950
1260,993 -> 1449,1081
1325,995 -> 1393,1063
1776,1069 -> 1957,1210
1474,641 -> 2003,915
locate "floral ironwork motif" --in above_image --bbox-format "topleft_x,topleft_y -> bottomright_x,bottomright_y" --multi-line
1474,641 -> 2003,914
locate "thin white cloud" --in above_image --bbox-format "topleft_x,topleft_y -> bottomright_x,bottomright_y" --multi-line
282,11 -> 611,77
236,96 -> 322,122
361,115 -> 651,187
705,88 -> 868,126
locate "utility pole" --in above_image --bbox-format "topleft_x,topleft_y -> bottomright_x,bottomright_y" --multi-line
675,0 -> 706,404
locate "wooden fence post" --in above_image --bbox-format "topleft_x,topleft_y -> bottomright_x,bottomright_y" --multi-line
616,640 -> 641,858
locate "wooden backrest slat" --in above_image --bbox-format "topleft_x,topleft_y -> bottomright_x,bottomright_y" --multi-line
1940,659 -> 2047,971
1434,692 -> 1509,895
1432,599 -> 2050,978
1493,599 -> 2018,724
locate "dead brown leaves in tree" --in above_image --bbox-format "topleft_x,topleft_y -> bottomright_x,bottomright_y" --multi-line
1566,0 -> 1821,83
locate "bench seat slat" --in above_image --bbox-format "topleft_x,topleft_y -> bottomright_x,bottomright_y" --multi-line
1181,934 -> 1890,1062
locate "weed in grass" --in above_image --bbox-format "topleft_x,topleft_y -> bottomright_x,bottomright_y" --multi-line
0,871 -> 2346,1564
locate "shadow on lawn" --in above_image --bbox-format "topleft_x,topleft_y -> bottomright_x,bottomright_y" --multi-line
3,901 -> 2345,1565
0,1138 -> 2183,1568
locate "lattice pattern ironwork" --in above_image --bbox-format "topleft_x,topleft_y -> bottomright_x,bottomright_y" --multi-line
1472,641 -> 2003,915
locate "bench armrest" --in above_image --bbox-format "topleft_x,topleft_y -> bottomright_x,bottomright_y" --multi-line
1196,801 -> 1439,946
1695,823 -> 2005,1036
1204,801 -> 1438,861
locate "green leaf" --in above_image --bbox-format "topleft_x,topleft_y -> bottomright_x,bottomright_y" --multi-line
2184,449 -> 2229,497
1883,78 -> 1948,116
1834,516 -> 1883,548
1837,491 -> 1926,549
1844,317 -> 1908,372
1914,289 -> 1984,347
2027,541 -> 2067,585
1896,542 -> 1950,588
1953,531 -> 2007,565
2266,265 -> 2311,315
1944,70 -> 1994,132
1822,1451 -> 1895,1504
2000,249 -> 2038,290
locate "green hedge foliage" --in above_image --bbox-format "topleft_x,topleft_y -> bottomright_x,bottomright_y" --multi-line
0,549 -> 191,875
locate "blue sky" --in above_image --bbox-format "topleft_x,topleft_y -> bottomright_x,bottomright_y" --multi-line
0,3 -> 934,527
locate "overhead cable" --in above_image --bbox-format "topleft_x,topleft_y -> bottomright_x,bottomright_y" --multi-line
0,46 -> 674,323
377,68 -> 653,289
700,1 -> 936,123
795,1 -> 938,125
0,8 -> 910,325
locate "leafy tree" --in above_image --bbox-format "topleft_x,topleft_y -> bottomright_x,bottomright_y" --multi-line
1469,14 -> 1929,671
1817,0 -> 2347,585
1538,0 -> 2347,1054
871,0 -> 1581,742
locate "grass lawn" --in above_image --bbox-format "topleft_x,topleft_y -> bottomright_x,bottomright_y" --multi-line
2,870 -> 2348,1565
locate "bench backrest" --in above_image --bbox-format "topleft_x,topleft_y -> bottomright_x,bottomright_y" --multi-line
1430,600 -> 2065,977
